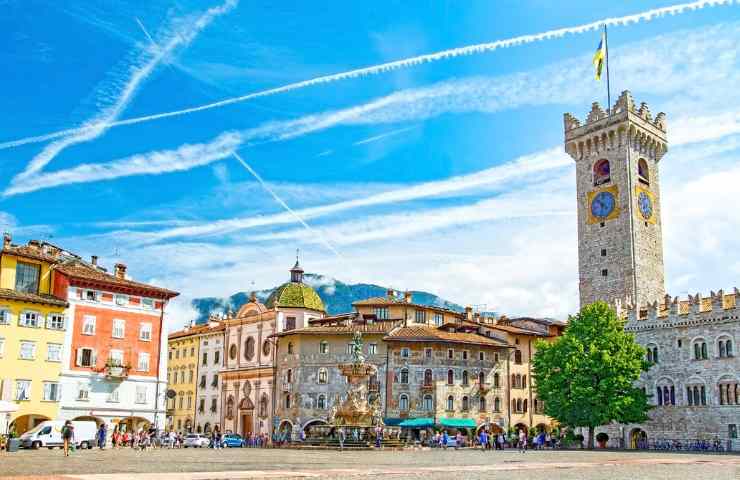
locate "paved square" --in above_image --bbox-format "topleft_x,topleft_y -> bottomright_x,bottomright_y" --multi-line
0,448 -> 738,479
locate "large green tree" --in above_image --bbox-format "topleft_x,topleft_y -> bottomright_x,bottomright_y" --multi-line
532,301 -> 651,449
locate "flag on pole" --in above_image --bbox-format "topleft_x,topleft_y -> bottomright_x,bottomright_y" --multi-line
593,31 -> 606,80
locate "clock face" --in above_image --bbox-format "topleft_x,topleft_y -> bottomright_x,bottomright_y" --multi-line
638,191 -> 653,220
591,191 -> 615,219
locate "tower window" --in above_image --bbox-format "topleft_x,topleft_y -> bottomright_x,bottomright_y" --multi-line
593,159 -> 611,186
638,158 -> 650,185
600,248 -> 607,257
601,269 -> 608,277
600,222 -> 605,228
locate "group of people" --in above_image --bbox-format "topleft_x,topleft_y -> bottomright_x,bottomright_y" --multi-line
110,426 -> 158,450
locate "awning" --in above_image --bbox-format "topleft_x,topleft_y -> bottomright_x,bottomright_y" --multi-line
439,417 -> 477,429
383,418 -> 404,426
399,417 -> 435,428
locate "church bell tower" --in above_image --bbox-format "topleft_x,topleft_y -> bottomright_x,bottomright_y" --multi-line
564,90 -> 667,309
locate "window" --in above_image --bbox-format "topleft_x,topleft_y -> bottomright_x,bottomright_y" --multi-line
229,344 -> 237,360
199,375 -> 206,388
214,350 -> 220,364
188,370 -> 193,382
319,341 -> 329,354
414,310 -> 426,323
693,340 -> 708,360
262,340 -> 271,356
462,351 -> 468,360
284,316 -> 296,331
82,315 -> 96,335
447,349 -> 454,360
318,394 -> 326,410
115,294 -> 128,306
646,345 -> 659,363
400,368 -> 409,384
601,248 -> 607,257
424,348 -> 432,359
202,352 -> 208,366
423,394 -> 433,411
424,369 -> 433,386
47,343 -> 62,362
514,349 -> 522,364
198,397 -> 205,413
593,158 -> 610,186
478,371 -> 485,385
522,375 -> 527,388
446,395 -> 454,411
139,323 -> 152,341
656,383 -> 676,406
601,269 -> 608,277
0,309 -> 10,325
479,351 -> 485,361
368,343 -> 377,355
77,347 -> 95,367
523,399 -> 528,413
479,396 -> 486,411
493,373 -> 500,388
638,158 -> 650,185
19,311 -> 39,328
401,347 -> 410,358
109,386 -> 120,403
494,397 -> 501,412
135,385 -> 147,404
346,343 -> 354,355
434,313 -> 443,326
84,290 -> 98,302
718,338 -> 734,358
15,380 -> 31,400
374,307 -> 389,320
718,381 -> 739,405
284,394 -> 291,409
77,383 -> 90,401
462,370 -> 469,386
286,369 -> 292,383
142,298 -> 154,309
730,424 -> 738,440
318,368 -> 328,384
447,369 -> 454,385
47,314 -> 65,330
43,382 -> 59,401
138,353 -> 150,372
19,341 -> 36,360
494,352 -> 500,363
399,394 -> 409,411
244,337 -> 255,360
462,396 -> 469,411
287,342 -> 294,354
211,397 -> 218,413
211,374 -> 218,387
112,319 -> 125,339
15,262 -> 40,293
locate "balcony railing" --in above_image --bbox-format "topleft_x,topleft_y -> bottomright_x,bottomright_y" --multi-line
104,364 -> 129,379
368,381 -> 380,392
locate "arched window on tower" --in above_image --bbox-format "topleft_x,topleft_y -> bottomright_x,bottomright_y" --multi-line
447,395 -> 454,411
447,369 -> 454,385
424,369 -> 433,386
494,397 -> 501,412
638,158 -> 650,185
462,370 -> 469,386
593,159 -> 611,186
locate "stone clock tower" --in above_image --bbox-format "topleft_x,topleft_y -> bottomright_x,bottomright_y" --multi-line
564,90 -> 667,309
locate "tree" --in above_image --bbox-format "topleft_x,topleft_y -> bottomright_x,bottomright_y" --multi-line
532,301 -> 651,449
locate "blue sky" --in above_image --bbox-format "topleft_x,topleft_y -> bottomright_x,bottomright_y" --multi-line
2,0 -> 739,327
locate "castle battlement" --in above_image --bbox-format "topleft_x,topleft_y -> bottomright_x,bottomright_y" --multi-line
564,90 -> 668,163
623,288 -> 740,332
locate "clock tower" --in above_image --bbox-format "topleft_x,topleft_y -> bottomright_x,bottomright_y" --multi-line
564,90 -> 667,309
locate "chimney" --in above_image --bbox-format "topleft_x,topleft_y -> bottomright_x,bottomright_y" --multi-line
114,263 -> 127,279
473,312 -> 481,324
91,255 -> 98,266
387,289 -> 396,299
464,305 -> 473,321
403,291 -> 412,303
2,232 -> 10,249
249,291 -> 257,303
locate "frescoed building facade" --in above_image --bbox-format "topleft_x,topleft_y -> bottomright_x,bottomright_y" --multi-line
194,319 -> 225,434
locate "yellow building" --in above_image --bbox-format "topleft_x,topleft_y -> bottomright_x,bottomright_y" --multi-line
166,326 -> 201,433
0,235 -> 68,434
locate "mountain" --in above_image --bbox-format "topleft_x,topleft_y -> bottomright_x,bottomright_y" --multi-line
191,273 -> 463,324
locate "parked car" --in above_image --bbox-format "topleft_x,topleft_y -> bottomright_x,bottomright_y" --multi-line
19,420 -> 97,450
183,433 -> 210,448
221,433 -> 245,448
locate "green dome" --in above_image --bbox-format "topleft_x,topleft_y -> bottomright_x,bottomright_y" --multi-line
265,282 -> 325,312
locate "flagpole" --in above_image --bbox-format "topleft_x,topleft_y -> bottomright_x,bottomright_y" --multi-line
604,24 -> 611,115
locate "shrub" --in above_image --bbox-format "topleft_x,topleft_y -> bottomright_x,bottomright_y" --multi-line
596,432 -> 609,443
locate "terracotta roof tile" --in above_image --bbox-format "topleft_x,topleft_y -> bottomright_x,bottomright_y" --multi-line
384,326 -> 509,347
0,288 -> 68,307
276,322 -> 401,337
55,259 -> 178,298
169,322 -> 224,340
1,244 -> 61,263
352,297 -> 463,316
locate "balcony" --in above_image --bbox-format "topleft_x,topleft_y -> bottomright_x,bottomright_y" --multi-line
368,381 -> 380,392
282,382 -> 291,392
421,383 -> 434,391
104,364 -> 130,379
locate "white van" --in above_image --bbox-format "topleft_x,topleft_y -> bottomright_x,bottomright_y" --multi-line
19,420 -> 97,449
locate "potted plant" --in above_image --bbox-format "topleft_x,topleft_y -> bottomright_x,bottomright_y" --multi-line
104,359 -> 129,377
596,432 -> 609,448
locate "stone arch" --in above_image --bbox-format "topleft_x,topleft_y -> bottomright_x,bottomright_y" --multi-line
302,418 -> 329,433
72,415 -> 105,427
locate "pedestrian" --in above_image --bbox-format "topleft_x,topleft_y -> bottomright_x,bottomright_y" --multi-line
442,430 -> 449,449
96,423 -> 107,449
518,429 -> 527,453
215,430 -> 222,450
545,431 -> 552,449
61,420 -> 74,457
478,430 -> 488,451
374,425 -> 382,449
338,427 -> 346,451
300,428 -> 306,443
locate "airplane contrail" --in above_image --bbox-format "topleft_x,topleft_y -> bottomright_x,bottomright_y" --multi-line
0,0 -> 733,152
231,152 -> 344,260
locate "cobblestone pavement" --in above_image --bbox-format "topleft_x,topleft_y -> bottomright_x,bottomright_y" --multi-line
0,447 -> 738,479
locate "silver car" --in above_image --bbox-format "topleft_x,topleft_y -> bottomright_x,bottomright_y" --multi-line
183,433 -> 210,448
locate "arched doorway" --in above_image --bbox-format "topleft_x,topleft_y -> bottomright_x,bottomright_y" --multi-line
117,416 -> 151,434
514,422 -> 528,433
72,415 -> 104,427
9,414 -> 50,435
278,420 -> 293,442
630,428 -> 647,449
302,419 -> 329,439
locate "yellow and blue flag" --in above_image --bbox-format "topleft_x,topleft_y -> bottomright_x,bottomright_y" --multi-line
593,31 -> 606,80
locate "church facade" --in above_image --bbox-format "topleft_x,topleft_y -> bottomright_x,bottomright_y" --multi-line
565,91 -> 739,450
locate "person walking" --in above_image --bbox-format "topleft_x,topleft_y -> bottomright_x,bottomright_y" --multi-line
518,429 -> 527,453
374,425 -> 382,449
61,421 -> 74,457
478,430 -> 488,451
338,427 -> 346,451
97,423 -> 107,449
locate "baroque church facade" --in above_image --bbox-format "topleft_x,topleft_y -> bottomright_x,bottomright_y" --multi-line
565,91 -> 739,449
